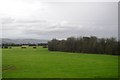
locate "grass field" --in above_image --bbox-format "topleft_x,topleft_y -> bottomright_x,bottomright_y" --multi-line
0,49 -> 2,79
2,46 -> 119,78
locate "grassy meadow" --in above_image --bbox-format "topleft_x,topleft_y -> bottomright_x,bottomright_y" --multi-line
0,49 -> 2,79
2,46 -> 119,78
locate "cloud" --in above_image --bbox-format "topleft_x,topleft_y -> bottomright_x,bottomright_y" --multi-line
16,19 -> 47,23
0,2 -> 118,39
1,16 -> 118,39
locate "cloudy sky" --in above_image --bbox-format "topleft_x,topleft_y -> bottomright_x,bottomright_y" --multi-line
0,0 -> 118,40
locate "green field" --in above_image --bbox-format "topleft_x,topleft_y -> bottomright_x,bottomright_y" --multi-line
0,49 -> 2,79
2,46 -> 119,78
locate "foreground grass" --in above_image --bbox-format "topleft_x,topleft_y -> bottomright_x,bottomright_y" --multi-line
2,46 -> 118,78
0,49 -> 2,79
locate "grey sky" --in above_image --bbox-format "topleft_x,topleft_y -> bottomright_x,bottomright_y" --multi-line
0,0 -> 118,40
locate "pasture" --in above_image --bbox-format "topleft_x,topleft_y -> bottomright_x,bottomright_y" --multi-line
2,46 -> 118,78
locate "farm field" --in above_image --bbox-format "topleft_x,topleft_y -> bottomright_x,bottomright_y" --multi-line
0,49 -> 2,79
2,46 -> 119,78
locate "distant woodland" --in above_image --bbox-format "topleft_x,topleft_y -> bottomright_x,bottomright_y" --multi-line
48,36 -> 119,55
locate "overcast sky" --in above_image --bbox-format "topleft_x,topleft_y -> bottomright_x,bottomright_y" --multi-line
0,0 -> 118,40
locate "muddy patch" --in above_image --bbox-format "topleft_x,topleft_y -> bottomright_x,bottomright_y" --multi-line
2,65 -> 16,71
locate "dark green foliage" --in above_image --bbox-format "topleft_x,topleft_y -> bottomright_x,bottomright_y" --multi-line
33,46 -> 37,48
48,36 -> 119,55
42,45 -> 48,48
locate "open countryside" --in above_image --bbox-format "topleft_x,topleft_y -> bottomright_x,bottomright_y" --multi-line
2,46 -> 118,78
0,1 -> 119,79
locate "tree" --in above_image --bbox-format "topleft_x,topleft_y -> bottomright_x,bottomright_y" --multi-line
48,36 -> 119,55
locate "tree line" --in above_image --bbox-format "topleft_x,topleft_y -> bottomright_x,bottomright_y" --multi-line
48,36 -> 119,55
1,43 -> 48,48
1,43 -> 48,46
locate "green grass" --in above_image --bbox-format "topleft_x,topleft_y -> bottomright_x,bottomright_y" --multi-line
2,46 -> 119,78
0,49 -> 2,79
